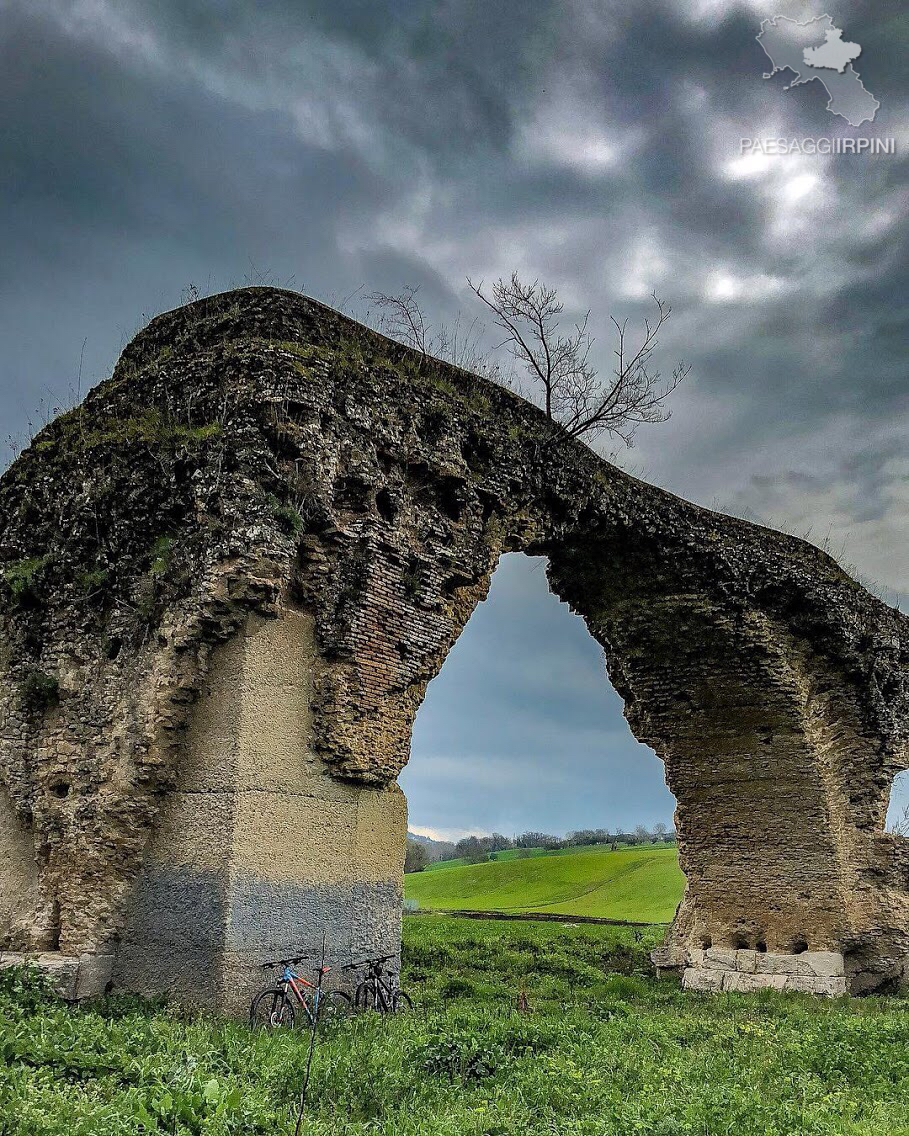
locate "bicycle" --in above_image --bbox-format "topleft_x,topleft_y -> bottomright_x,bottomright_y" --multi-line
249,954 -> 352,1029
344,952 -> 413,1013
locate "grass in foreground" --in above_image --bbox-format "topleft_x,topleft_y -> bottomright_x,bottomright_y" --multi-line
3,918 -> 909,1134
406,843 -> 685,923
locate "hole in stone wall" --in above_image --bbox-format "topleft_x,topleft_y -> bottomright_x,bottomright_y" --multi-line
376,487 -> 396,523
791,938 -> 808,954
461,432 -> 491,472
756,940 -> 768,953
435,476 -> 465,522
476,490 -> 497,524
400,553 -> 682,919
422,409 -> 447,440
701,935 -> 713,949
50,782 -> 70,799
47,901 -> 61,951
402,554 -> 424,598
886,770 -> 909,836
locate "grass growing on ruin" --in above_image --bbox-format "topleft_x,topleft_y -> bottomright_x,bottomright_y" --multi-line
405,843 -> 685,923
5,918 -> 909,1134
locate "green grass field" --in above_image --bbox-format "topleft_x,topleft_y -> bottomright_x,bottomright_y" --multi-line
406,842 -> 685,923
5,918 -> 909,1135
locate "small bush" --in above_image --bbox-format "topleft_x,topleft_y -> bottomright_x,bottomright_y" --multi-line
149,536 -> 175,578
77,567 -> 109,594
2,555 -> 51,604
440,976 -> 476,999
0,964 -> 60,1011
19,669 -> 59,711
264,494 -> 303,537
271,502 -> 303,537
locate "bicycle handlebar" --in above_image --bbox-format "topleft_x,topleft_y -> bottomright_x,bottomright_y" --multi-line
341,952 -> 396,971
262,950 -> 396,972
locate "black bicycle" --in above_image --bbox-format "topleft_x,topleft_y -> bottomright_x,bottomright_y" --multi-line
344,953 -> 413,1013
249,954 -> 352,1029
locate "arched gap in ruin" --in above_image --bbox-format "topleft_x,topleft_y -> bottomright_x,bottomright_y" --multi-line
401,553 -> 679,866
886,770 -> 909,836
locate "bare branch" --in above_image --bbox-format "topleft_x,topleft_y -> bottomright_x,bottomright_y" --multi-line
369,286 -> 430,360
469,276 -> 689,447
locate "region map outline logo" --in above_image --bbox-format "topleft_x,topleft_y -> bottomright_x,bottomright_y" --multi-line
757,13 -> 878,127
740,12 -> 895,157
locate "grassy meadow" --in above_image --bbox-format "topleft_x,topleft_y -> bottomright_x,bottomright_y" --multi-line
4,916 -> 909,1134
405,843 -> 685,923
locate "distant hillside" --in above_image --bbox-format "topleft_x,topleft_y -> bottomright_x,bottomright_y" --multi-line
407,831 -> 457,861
404,843 -> 684,924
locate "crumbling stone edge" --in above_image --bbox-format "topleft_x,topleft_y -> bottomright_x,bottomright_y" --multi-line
0,950 -> 114,1000
653,945 -> 848,996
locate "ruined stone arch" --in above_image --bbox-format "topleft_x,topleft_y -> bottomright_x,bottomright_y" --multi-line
0,287 -> 907,1008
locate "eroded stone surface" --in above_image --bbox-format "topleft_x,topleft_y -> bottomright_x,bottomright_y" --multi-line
683,966 -> 847,996
1,287 -> 908,1005
0,951 -> 113,999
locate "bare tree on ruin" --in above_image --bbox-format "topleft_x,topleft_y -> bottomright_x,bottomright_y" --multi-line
468,273 -> 690,447
370,276 -> 689,449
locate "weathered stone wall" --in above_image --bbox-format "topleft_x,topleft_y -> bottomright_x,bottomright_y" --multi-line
1,286 -> 907,1005
0,785 -> 37,945
114,609 -> 404,1011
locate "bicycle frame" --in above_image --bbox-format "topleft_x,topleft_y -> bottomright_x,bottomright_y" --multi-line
279,965 -> 330,1021
360,963 -> 396,1010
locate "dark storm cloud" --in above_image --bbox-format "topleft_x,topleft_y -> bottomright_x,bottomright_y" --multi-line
2,0 -> 906,828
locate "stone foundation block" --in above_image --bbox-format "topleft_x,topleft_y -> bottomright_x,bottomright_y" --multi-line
754,953 -> 794,975
682,967 -> 724,992
0,951 -> 114,1000
651,945 -> 687,973
724,970 -> 787,992
703,947 -> 738,971
682,963 -> 847,997
793,952 -> 844,978
735,949 -> 758,973
74,953 -> 115,999
754,950 -> 844,978
784,975 -> 846,996
1,952 -> 78,999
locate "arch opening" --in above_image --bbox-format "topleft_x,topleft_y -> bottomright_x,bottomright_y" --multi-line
399,553 -> 683,925
886,771 -> 909,836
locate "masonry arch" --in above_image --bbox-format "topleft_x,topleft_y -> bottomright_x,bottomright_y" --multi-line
1,287 -> 906,1007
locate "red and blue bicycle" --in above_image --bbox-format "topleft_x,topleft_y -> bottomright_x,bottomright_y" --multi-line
249,954 -> 351,1029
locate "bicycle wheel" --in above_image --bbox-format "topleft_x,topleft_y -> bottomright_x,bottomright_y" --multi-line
250,987 -> 296,1030
392,990 -> 413,1013
315,989 -> 352,1023
354,979 -> 377,1011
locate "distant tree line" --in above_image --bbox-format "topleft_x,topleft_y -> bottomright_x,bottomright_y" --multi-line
405,823 -> 675,872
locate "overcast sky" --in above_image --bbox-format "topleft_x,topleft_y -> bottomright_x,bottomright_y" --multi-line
2,0 -> 907,838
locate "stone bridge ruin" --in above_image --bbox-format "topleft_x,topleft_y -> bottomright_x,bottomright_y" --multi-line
1,288 -> 908,1009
